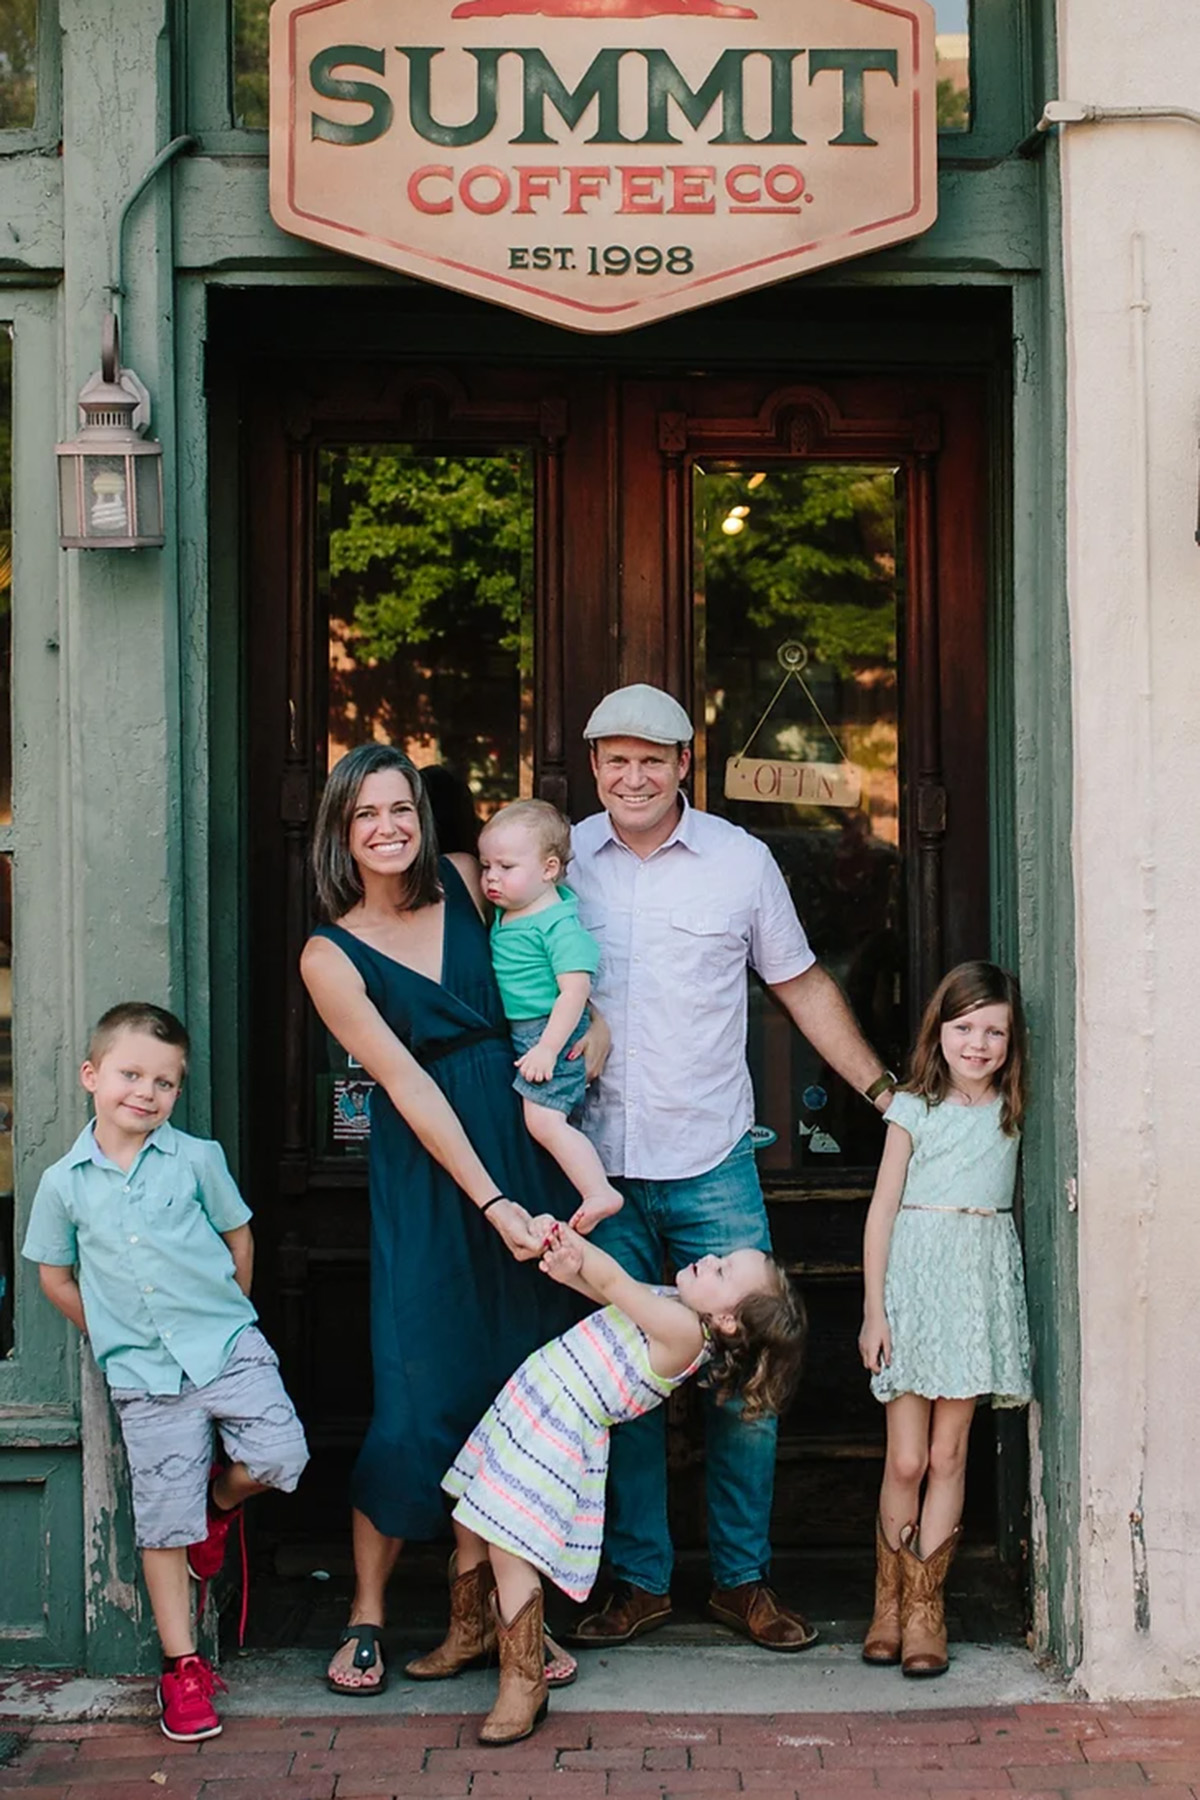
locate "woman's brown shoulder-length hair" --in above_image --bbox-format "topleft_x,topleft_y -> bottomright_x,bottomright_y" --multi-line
905,960 -> 1029,1136
311,744 -> 443,922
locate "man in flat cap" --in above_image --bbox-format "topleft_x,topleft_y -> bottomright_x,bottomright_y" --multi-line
566,683 -> 894,1652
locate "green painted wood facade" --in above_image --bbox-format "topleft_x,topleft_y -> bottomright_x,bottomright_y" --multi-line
0,0 -> 1080,1676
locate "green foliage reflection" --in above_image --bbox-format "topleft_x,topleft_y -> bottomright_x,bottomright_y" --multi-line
321,448 -> 532,807
0,0 -> 38,131
701,464 -> 897,678
233,0 -> 270,130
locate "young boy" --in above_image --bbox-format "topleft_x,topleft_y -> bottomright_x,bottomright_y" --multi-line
21,1002 -> 309,1741
478,799 -> 622,1233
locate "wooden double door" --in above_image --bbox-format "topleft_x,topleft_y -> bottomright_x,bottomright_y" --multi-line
244,353 -> 996,1552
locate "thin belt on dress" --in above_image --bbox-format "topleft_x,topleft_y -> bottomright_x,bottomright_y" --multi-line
901,1204 -> 1012,1217
416,1026 -> 509,1068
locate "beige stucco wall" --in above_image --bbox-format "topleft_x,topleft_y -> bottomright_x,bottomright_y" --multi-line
1059,0 -> 1200,1697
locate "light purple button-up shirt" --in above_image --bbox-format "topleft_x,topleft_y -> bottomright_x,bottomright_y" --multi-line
570,800 -> 816,1180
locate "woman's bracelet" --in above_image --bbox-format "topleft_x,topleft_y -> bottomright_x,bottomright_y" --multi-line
479,1194 -> 508,1215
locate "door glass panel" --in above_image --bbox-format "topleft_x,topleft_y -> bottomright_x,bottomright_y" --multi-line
935,0 -> 971,132
314,443 -> 535,1159
0,2 -> 38,131
694,461 -> 905,1183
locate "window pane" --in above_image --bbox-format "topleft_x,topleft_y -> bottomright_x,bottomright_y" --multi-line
694,462 -> 905,1182
0,855 -> 11,1359
0,327 -> 10,824
0,0 -> 37,131
935,0 -> 971,133
232,0 -> 270,130
313,442 -> 535,1161
234,0 -> 970,136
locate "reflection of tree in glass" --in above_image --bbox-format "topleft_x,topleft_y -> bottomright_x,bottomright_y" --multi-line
704,464 -> 896,676
937,76 -> 969,130
0,0 -> 37,131
701,461 -> 899,844
701,463 -> 906,1124
232,0 -> 270,130
323,450 -> 531,808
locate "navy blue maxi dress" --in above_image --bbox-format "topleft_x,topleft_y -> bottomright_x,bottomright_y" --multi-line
313,858 -> 579,1539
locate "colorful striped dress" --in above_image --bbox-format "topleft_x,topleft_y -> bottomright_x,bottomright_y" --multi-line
442,1295 -> 709,1601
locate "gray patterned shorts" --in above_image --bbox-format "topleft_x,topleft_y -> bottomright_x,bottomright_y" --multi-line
109,1326 -> 309,1548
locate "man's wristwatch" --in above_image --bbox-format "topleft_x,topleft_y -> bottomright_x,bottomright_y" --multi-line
863,1070 -> 899,1104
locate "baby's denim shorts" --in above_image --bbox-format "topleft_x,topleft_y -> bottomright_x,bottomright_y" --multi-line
509,1014 -> 589,1115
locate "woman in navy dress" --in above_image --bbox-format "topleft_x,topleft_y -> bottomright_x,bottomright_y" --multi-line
301,744 -> 582,1694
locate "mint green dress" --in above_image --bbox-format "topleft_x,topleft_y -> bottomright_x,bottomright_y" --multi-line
871,1091 -> 1032,1409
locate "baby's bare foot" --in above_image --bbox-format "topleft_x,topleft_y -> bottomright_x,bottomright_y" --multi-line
569,1187 -> 624,1235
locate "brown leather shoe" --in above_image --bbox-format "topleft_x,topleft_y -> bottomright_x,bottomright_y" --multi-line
708,1581 -> 819,1651
563,1581 -> 672,1646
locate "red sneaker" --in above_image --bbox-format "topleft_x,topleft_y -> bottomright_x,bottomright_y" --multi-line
157,1653 -> 226,1741
187,1487 -> 243,1582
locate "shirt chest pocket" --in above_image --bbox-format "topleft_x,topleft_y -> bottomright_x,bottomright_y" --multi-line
668,909 -> 745,979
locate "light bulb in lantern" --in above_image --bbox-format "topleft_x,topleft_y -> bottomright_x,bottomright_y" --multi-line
89,468 -> 130,536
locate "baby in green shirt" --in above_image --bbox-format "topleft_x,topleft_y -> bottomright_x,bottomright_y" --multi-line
479,800 -> 623,1234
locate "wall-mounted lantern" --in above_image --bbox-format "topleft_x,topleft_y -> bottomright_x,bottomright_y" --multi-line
56,314 -> 164,550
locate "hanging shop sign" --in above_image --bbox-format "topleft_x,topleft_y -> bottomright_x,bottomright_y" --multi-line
269,0 -> 938,335
725,640 -> 862,808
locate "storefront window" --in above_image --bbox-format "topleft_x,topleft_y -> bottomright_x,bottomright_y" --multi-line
0,1 -> 37,131
232,0 -> 269,131
0,329 -> 10,1355
935,0 -> 971,132
694,461 -> 903,1183
235,0 -> 970,136
0,328 -> 11,823
314,443 -> 535,1159
0,856 -> 11,1359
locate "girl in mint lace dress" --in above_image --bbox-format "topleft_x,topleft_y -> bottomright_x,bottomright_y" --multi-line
858,962 -> 1031,1680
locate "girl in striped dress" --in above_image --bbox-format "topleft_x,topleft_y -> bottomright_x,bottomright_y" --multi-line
440,1220 -> 805,1747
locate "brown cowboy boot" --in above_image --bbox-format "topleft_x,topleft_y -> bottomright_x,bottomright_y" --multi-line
405,1561 -> 497,1680
899,1522 -> 961,1677
862,1516 -> 906,1665
478,1589 -> 549,1746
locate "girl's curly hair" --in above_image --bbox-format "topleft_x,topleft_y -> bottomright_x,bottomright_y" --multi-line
704,1259 -> 807,1421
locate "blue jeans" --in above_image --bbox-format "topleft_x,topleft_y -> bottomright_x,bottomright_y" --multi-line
590,1133 -> 776,1594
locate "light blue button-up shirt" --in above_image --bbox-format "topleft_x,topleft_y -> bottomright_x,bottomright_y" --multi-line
21,1120 -> 256,1395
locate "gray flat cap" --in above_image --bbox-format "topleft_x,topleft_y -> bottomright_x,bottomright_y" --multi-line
583,684 -> 695,745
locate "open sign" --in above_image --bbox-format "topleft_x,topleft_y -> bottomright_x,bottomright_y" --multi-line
724,755 -> 862,808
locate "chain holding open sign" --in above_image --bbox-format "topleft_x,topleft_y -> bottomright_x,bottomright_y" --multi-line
724,641 -> 862,808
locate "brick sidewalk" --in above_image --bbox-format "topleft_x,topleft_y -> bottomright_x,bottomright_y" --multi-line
2,1701 -> 1200,1799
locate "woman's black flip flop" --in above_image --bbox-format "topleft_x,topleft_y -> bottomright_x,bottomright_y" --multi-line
326,1622 -> 388,1695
